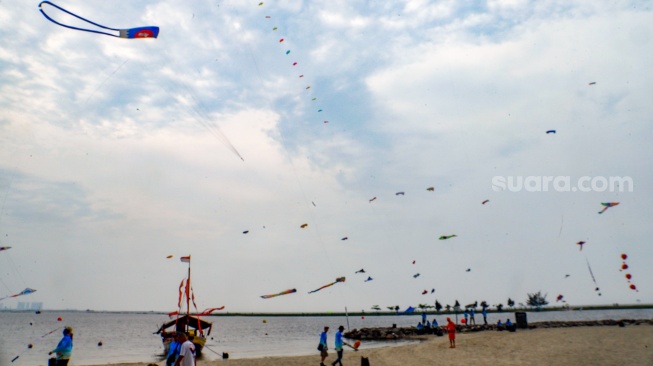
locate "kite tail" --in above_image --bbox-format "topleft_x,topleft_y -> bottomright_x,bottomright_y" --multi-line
39,1 -> 121,37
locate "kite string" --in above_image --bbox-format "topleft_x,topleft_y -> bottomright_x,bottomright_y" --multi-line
158,52 -> 245,161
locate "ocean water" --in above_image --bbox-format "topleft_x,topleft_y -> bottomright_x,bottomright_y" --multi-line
1,309 -> 651,366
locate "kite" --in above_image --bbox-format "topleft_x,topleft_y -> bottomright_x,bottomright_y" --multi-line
412,260 -> 416,264
482,200 -> 489,205
243,230 -> 249,234
426,187 -> 435,191
0,288 -> 37,302
396,192 -> 405,196
621,263 -> 628,271
0,246 -> 11,251
355,269 -> 366,273
439,235 -> 457,240
308,277 -> 345,294
585,258 -> 601,296
371,305 -> 381,310
621,253 -> 627,260
285,50 -> 291,55
625,274 -> 632,281
341,237 -> 348,241
38,1 -> 159,39
166,255 -> 173,259
565,274 -> 570,278
369,197 -> 377,202
431,289 -> 435,293
598,202 -> 619,214
576,241 -> 586,251
556,294 -> 564,302
413,273 -> 420,278
260,289 -> 297,299
364,276 -> 373,282
198,306 -> 225,315
422,290 -> 428,295
345,340 -> 361,350
546,130 -> 556,134
279,38 -> 284,42
589,82 -> 596,85
466,268 -> 471,272
300,223 -> 308,228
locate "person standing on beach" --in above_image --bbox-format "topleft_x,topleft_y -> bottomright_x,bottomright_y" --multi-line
446,317 -> 456,348
469,308 -> 476,325
332,325 -> 345,366
174,332 -> 196,366
319,326 -> 329,366
482,308 -> 488,325
49,326 -> 73,366
166,336 -> 181,366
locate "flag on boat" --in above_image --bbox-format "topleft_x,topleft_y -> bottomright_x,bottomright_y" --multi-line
180,256 -> 191,263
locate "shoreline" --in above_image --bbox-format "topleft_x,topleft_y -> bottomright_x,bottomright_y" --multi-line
2,303 -> 652,316
76,324 -> 653,366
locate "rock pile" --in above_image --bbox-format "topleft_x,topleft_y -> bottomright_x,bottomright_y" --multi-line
344,319 -> 653,341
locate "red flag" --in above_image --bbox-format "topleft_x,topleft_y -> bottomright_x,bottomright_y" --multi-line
198,307 -> 225,315
180,256 -> 191,263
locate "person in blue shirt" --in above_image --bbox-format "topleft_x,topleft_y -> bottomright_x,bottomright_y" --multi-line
469,308 -> 476,325
505,319 -> 513,327
319,326 -> 329,366
166,337 -> 181,366
416,322 -> 423,330
432,318 -> 439,327
482,308 -> 488,325
332,325 -> 345,366
49,326 -> 73,366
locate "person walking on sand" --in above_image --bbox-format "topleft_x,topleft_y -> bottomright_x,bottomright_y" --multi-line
332,325 -> 345,366
446,317 -> 456,348
319,326 -> 329,366
174,332 -> 195,366
49,326 -> 73,366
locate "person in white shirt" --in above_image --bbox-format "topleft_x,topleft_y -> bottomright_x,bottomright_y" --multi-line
174,332 -> 196,366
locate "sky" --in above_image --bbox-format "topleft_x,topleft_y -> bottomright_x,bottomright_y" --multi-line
0,0 -> 652,313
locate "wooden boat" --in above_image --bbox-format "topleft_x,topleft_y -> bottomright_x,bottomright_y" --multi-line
155,256 -> 214,356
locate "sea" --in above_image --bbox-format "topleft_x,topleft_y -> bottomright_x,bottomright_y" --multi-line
1,309 -> 651,366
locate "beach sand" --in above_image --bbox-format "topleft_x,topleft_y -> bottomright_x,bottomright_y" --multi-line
88,325 -> 652,366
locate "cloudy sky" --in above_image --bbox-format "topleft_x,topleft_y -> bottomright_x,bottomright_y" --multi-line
0,0 -> 651,313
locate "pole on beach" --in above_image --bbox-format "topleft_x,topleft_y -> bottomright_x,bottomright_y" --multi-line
345,307 -> 350,330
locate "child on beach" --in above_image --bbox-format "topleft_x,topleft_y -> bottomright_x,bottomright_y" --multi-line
446,318 -> 456,348
319,326 -> 329,366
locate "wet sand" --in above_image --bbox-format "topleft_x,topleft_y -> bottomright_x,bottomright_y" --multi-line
84,325 -> 652,366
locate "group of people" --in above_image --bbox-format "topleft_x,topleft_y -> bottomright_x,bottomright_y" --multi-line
318,325 -> 347,366
165,332 -> 197,366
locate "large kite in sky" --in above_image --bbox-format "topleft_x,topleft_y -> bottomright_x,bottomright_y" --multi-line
38,1 -> 159,39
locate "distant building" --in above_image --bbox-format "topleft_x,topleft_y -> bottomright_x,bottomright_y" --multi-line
17,302 -> 43,310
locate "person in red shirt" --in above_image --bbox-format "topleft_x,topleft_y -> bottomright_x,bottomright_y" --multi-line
446,317 -> 456,348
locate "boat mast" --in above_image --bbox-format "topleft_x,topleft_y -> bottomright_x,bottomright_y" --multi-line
186,258 -> 191,333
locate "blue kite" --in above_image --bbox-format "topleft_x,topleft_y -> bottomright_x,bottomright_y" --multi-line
39,1 -> 159,39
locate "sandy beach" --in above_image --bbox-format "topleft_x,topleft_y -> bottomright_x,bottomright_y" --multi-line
83,325 -> 652,366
